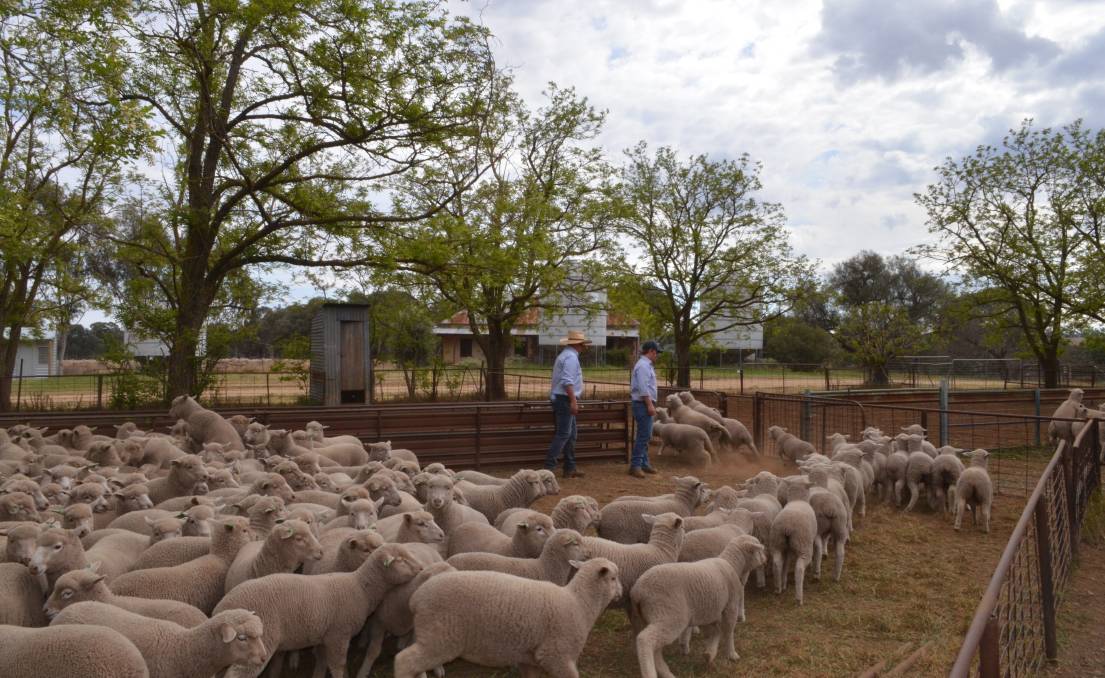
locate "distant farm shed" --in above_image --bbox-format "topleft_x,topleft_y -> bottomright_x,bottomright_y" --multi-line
310,303 -> 372,406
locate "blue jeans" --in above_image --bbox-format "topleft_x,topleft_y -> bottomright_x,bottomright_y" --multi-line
631,400 -> 654,469
545,395 -> 577,472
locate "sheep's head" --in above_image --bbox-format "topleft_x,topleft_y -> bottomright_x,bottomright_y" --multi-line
86,440 -> 125,468
243,422 -> 270,449
344,499 -> 379,530
61,503 -> 94,537
961,448 -> 991,468
30,527 -> 82,576
562,495 -> 599,531
665,394 -> 682,409
339,486 -> 371,513
402,511 -> 445,544
169,455 -> 208,486
373,542 -> 423,585
216,609 -> 267,667
254,473 -> 296,503
313,473 -> 337,492
423,474 -> 454,511
1,522 -> 41,565
515,470 -> 545,501
570,557 -> 622,603
113,422 -> 141,439
706,485 -> 742,512
181,504 -> 215,536
537,469 -> 560,496
365,474 -> 402,508
146,516 -> 185,544
1069,388 -> 1085,403
767,425 -> 785,440
677,391 -> 695,405
552,528 -> 587,561
115,484 -> 155,512
206,468 -> 240,491
341,529 -> 384,566
727,533 -> 767,572
168,395 -> 198,419
654,407 -> 670,423
367,441 -> 392,462
44,566 -> 106,618
276,519 -> 323,562
0,491 -> 39,521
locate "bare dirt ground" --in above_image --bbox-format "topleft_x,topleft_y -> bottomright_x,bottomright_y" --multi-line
345,452 -> 1031,678
1049,491 -> 1105,677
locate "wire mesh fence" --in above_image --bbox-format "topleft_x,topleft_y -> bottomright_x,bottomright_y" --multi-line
950,420 -> 1101,677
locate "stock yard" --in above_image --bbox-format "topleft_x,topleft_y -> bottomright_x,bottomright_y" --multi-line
3,387 -> 1089,678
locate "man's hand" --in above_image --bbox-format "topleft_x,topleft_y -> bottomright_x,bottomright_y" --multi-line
646,402 -> 656,417
570,399 -> 580,415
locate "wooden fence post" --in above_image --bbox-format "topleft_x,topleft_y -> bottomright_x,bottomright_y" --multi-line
979,614 -> 1001,678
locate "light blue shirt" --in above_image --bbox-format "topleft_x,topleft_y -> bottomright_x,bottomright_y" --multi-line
631,355 -> 657,402
550,347 -> 584,399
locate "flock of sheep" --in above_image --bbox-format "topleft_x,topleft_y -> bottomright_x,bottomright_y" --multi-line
0,391 -> 998,678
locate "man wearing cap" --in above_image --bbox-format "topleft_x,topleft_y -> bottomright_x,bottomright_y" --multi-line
629,340 -> 661,477
545,330 -> 590,478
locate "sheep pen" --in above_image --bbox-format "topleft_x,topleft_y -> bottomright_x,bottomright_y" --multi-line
352,455 -> 1040,677
0,409 -> 1055,678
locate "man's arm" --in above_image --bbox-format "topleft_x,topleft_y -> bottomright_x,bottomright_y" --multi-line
566,384 -> 578,415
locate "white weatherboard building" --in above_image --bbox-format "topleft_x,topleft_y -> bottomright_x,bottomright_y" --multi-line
123,328 -> 207,358
6,338 -> 58,377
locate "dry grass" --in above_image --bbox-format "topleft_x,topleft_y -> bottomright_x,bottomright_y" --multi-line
351,452 -> 1035,678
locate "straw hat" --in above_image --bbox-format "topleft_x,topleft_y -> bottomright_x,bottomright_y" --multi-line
558,330 -> 592,346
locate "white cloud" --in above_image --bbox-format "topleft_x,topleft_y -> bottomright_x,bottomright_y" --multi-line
448,0 -> 1105,270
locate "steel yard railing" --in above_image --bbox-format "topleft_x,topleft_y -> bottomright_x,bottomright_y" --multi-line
949,421 -> 1101,677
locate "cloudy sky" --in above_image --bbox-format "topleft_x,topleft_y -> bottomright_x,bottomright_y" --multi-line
446,0 -> 1105,268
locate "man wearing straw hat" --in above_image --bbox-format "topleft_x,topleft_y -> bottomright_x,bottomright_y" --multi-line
545,330 -> 590,478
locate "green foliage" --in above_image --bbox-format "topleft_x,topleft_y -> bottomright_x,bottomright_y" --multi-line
836,302 -> 926,385
764,317 -> 843,366
605,347 -> 630,368
612,143 -> 814,386
99,338 -> 164,410
271,335 -> 310,393
915,119 -> 1098,387
373,83 -> 618,399
94,0 -> 497,397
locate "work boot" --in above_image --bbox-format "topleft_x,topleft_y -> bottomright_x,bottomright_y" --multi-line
564,469 -> 585,479
629,467 -> 645,478
642,466 -> 658,475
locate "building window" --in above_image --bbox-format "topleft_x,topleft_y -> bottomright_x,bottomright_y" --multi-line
460,338 -> 473,358
37,344 -> 49,364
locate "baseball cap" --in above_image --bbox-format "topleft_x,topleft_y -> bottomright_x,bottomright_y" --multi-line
641,340 -> 662,353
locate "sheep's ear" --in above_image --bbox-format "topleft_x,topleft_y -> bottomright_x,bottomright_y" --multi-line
280,526 -> 295,539
87,561 -> 102,573
382,555 -> 394,568
403,513 -> 414,524
568,560 -> 584,570
672,517 -> 684,529
640,514 -> 656,524
517,522 -> 529,532
220,624 -> 237,644
144,516 -> 157,526
170,458 -> 181,467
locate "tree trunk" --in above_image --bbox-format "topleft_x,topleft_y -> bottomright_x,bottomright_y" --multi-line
165,294 -> 209,400
482,327 -> 508,401
0,324 -> 24,411
869,363 -> 891,386
56,325 -> 68,376
1040,354 -> 1061,389
674,332 -> 692,388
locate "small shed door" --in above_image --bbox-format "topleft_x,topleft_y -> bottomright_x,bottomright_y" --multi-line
340,321 -> 365,392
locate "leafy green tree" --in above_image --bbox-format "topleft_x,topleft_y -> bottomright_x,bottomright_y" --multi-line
98,0 -> 497,398
0,2 -> 151,409
763,317 -> 842,366
825,251 -> 949,383
372,84 -> 617,400
916,120 -> 1086,387
613,143 -> 813,387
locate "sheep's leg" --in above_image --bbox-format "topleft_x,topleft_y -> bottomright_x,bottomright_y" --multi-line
679,626 -> 693,655
981,502 -> 991,534
772,549 -> 785,594
794,555 -> 809,606
355,620 -> 387,678
755,565 -> 766,590
811,536 -> 823,581
904,480 -> 921,512
954,497 -> 966,530
519,665 -> 543,678
833,533 -> 846,581
636,625 -> 664,678
536,655 -> 580,678
701,623 -> 722,664
894,479 -> 905,506
857,488 -> 866,518
721,605 -> 741,662
395,643 -> 453,678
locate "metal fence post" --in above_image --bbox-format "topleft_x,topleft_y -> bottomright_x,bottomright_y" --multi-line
474,404 -> 482,471
800,391 -> 812,444
14,359 -> 22,412
739,369 -> 744,395
96,375 -> 104,409
1062,449 -> 1079,559
1034,498 -> 1058,661
824,367 -> 830,391
979,614 -> 1001,678
938,379 -> 949,447
753,392 -> 764,452
1034,389 -> 1042,447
